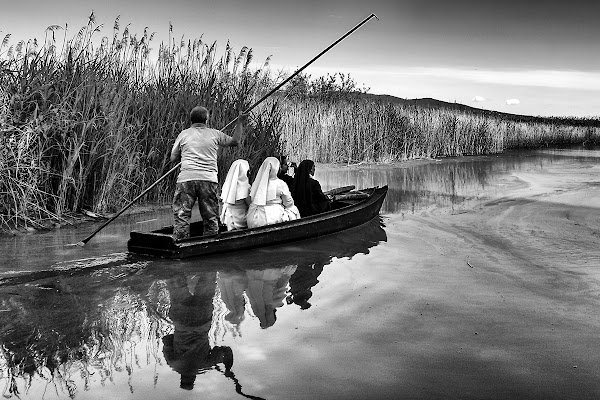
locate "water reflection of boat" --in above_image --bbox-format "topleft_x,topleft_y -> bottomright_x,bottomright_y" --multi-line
218,265 -> 297,329
154,213 -> 388,272
0,217 -> 387,398
209,216 -> 387,329
128,186 -> 387,259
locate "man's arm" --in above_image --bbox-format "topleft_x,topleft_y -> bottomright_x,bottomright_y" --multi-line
228,113 -> 249,147
170,137 -> 181,163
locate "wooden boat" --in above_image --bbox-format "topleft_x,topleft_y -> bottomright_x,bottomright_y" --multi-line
127,185 -> 388,259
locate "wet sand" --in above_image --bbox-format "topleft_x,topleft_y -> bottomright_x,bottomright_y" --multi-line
371,159 -> 600,398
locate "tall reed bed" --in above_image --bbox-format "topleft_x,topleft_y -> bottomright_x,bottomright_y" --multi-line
280,99 -> 600,163
2,14 -> 599,232
0,14 -> 283,231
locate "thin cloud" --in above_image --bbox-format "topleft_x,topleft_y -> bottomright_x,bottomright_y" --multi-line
506,98 -> 521,105
472,96 -> 486,102
266,64 -> 600,92
401,67 -> 600,91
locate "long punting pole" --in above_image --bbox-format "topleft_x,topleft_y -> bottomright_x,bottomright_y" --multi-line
76,13 -> 379,246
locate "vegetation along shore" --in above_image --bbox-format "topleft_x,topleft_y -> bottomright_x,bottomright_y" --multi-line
1,14 -> 599,232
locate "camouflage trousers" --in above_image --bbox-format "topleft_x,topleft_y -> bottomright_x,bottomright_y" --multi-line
172,180 -> 219,239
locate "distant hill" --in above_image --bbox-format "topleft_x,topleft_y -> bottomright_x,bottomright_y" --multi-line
355,93 -> 600,127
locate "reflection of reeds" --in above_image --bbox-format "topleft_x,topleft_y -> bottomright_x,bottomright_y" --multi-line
211,285 -> 243,343
280,100 -> 600,163
0,15 -> 282,231
0,275 -> 245,398
317,152 -> 584,214
0,274 -> 172,398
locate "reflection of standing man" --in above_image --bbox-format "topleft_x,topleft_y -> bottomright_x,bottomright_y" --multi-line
162,272 -> 233,390
170,106 -> 248,239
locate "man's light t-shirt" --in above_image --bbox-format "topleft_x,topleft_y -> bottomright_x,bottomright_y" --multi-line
171,124 -> 233,183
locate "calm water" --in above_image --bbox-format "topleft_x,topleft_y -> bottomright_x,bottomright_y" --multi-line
0,148 -> 598,400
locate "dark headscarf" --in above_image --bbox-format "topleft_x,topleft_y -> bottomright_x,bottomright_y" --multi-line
291,160 -> 314,216
292,160 -> 330,217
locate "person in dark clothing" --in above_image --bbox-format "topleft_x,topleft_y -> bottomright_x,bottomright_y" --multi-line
291,159 -> 331,217
276,155 -> 295,189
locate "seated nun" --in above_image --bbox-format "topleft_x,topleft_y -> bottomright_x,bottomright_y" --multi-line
247,157 -> 300,228
220,159 -> 251,231
291,159 -> 331,217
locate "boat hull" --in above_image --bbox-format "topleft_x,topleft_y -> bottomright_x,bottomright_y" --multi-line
127,186 -> 388,259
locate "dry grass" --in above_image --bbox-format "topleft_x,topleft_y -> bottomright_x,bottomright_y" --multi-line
1,14 -> 598,232
0,14 -> 282,232
279,99 -> 599,163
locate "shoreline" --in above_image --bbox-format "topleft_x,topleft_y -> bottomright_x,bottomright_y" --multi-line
0,203 -> 171,237
3,146 -> 598,236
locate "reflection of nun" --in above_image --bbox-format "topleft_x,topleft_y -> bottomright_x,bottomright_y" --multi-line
245,265 -> 297,328
162,272 -> 233,390
217,269 -> 249,326
220,159 -> 251,231
287,261 -> 325,310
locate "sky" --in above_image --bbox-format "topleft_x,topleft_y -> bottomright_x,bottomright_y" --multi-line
2,0 -> 599,117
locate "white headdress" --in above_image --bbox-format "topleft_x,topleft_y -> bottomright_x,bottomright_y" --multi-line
220,159 -> 250,205
249,157 -> 280,206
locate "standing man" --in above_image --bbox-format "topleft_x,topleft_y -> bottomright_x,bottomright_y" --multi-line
171,106 -> 248,239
